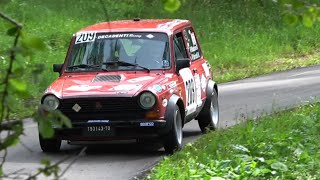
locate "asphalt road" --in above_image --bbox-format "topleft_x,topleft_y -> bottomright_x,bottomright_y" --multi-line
3,65 -> 320,180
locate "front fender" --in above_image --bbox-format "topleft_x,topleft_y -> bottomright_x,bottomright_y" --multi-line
161,94 -> 185,135
198,80 -> 218,117
207,79 -> 218,97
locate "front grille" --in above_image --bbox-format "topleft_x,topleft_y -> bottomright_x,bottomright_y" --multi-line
92,75 -> 121,82
59,97 -> 145,121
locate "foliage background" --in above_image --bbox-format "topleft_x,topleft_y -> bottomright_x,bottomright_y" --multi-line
1,0 -> 320,129
2,0 -> 320,118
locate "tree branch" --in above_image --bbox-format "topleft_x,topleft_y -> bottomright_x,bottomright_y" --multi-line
0,11 -> 22,28
58,146 -> 87,178
26,146 -> 87,180
0,119 -> 22,131
0,12 -> 22,121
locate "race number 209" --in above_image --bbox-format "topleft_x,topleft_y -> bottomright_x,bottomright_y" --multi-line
75,32 -> 96,44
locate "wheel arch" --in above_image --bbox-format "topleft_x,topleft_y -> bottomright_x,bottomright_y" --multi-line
207,79 -> 218,97
163,94 -> 185,133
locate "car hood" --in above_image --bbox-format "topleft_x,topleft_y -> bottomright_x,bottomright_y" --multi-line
45,73 -> 169,98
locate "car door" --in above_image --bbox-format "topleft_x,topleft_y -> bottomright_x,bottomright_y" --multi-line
182,27 -> 211,113
173,31 -> 198,118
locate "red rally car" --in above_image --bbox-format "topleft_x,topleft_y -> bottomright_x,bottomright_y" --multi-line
40,19 -> 219,153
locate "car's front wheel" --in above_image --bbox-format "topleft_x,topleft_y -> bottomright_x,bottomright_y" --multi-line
163,105 -> 183,154
39,134 -> 61,152
197,88 -> 219,133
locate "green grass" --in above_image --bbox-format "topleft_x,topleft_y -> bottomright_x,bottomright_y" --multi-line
1,0 -> 320,118
148,103 -> 320,179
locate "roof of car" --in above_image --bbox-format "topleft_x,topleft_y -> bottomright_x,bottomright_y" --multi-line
78,19 -> 191,34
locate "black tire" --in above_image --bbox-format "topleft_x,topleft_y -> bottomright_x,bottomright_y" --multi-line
163,105 -> 183,154
197,89 -> 219,133
39,134 -> 61,152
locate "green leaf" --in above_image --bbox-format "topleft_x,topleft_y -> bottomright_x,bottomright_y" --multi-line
302,14 -> 313,28
38,119 -> 54,138
163,0 -> 181,12
291,0 -> 305,8
8,79 -> 30,98
271,162 -> 288,171
61,114 -> 72,128
21,36 -> 46,51
283,14 -> 298,26
41,158 -> 51,166
9,79 -> 27,93
211,177 -> 225,180
1,134 -> 19,149
7,27 -> 19,36
4,94 -> 15,112
231,144 -> 250,153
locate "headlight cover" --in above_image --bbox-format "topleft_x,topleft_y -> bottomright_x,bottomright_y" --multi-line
139,91 -> 156,110
42,95 -> 59,111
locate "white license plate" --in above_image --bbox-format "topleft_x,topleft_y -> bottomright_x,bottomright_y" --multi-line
87,126 -> 111,132
83,126 -> 113,136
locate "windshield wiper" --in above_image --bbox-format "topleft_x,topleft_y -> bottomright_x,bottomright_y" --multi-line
67,64 -> 101,70
103,60 -> 150,72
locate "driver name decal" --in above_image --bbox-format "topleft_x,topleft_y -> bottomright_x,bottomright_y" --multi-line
97,34 -> 142,39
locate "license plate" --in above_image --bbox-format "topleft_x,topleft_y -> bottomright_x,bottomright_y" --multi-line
83,126 -> 113,136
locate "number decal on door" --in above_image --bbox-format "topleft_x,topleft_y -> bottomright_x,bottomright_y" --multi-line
179,68 -> 197,115
185,78 -> 195,106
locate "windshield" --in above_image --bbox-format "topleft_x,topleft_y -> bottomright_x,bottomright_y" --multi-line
66,32 -> 170,72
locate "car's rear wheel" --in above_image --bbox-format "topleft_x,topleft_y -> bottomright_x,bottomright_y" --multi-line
39,134 -> 61,152
163,105 -> 183,154
197,89 -> 219,133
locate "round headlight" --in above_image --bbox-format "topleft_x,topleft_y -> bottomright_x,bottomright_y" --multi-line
43,95 -> 59,111
139,91 -> 156,109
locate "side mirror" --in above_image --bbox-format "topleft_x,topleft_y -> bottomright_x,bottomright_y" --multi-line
53,64 -> 63,74
175,58 -> 190,73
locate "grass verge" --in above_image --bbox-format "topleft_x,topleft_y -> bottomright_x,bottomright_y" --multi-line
148,103 -> 320,179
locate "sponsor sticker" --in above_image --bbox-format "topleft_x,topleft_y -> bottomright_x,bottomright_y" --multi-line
163,60 -> 170,67
202,63 -> 210,77
191,52 -> 200,60
66,85 -> 102,91
146,34 -> 154,39
201,74 -> 206,92
153,84 -> 163,92
111,84 -> 142,91
140,122 -> 154,127
168,81 -> 177,88
97,33 -> 142,39
87,120 -> 110,123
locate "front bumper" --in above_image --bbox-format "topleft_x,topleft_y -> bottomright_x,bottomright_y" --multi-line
54,119 -> 167,141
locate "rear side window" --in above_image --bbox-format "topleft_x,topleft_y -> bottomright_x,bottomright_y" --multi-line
183,28 -> 201,61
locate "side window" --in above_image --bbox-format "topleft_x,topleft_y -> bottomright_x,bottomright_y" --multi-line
173,32 -> 188,60
183,28 -> 201,61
